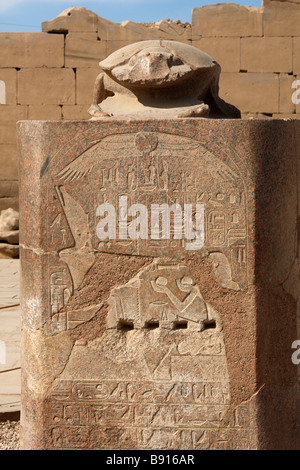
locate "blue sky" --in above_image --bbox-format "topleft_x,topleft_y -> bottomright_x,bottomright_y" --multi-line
0,0 -> 262,32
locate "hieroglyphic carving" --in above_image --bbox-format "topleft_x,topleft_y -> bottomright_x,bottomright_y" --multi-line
41,129 -> 248,337
49,380 -> 251,450
53,380 -> 231,404
50,425 -> 251,450
209,253 -> 240,291
48,187 -> 74,250
40,127 -> 248,344
45,131 -> 248,294
107,261 -> 218,331
50,269 -> 72,315
19,115 -> 267,451
45,245 -> 236,449
48,261 -> 102,334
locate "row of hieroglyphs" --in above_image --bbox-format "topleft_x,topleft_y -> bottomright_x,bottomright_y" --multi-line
0,81 -> 5,104
51,424 -> 251,450
53,381 -> 231,405
50,402 -> 250,429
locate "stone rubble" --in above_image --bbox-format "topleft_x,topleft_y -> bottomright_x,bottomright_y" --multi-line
0,209 -> 19,259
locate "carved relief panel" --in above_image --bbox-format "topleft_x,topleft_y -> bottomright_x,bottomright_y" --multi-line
44,128 -> 248,335
20,121 -> 254,450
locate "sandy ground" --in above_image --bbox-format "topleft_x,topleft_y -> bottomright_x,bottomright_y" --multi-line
0,260 -> 21,415
0,420 -> 20,450
0,260 -> 21,450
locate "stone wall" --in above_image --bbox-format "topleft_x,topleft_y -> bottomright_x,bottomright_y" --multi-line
0,0 -> 300,211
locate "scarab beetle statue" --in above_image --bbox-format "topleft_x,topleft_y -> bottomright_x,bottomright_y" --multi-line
88,40 -> 240,119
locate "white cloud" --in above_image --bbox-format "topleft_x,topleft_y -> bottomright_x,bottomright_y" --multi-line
0,0 -> 27,14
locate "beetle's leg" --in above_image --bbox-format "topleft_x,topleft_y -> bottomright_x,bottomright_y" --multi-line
176,103 -> 210,118
88,73 -> 112,118
93,73 -> 107,105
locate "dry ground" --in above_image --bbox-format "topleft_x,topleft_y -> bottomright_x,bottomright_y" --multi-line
0,420 -> 20,450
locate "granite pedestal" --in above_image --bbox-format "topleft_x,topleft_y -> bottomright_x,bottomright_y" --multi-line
18,118 -> 300,450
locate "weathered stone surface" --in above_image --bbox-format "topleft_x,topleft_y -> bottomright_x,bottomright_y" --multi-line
0,33 -> 64,68
42,7 -> 192,43
0,105 -> 27,121
151,20 -> 192,42
18,69 -> 75,105
0,230 -> 19,244
0,243 -> 19,258
219,72 -> 279,114
97,16 -> 123,41
0,145 -> 18,180
0,180 -> 18,215
42,7 -> 98,33
0,208 -> 19,231
193,37 -> 240,73
98,18 -> 192,43
0,70 -> 17,105
241,37 -> 293,73
17,118 -> 300,449
62,105 -> 91,120
263,1 -> 300,36
0,197 -> 19,213
192,4 -> 263,39
263,0 -> 300,4
65,33 -> 107,68
27,106 -> 62,120
76,68 -> 102,105
272,114 -> 298,118
0,106 -> 27,144
105,40 -> 138,58
294,38 -> 300,75
241,113 -> 272,119
89,41 -> 240,119
0,181 -> 18,200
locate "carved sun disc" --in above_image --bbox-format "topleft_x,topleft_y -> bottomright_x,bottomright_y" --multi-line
135,132 -> 158,153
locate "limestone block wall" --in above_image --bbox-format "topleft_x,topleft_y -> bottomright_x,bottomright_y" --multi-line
193,1 -> 300,118
0,1 -> 300,211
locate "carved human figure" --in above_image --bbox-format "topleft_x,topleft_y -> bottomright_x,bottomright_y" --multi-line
151,276 -> 208,330
160,161 -> 168,190
107,264 -> 214,331
145,159 -> 156,185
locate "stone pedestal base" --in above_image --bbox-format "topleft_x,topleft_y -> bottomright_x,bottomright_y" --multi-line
18,119 -> 300,450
